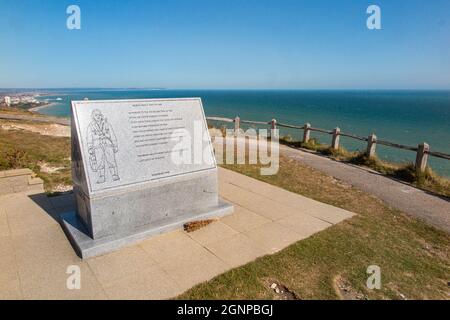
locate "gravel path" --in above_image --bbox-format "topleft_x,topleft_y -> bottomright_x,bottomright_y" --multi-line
280,145 -> 450,233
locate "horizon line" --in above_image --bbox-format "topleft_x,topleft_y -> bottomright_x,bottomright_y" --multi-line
1,87 -> 449,91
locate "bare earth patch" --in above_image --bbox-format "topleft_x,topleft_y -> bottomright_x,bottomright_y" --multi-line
0,120 -> 70,137
38,161 -> 65,174
266,279 -> 300,300
50,183 -> 73,193
333,275 -> 367,300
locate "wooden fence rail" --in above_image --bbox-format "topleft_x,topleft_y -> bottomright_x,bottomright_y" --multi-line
206,116 -> 450,173
309,127 -> 334,135
240,119 -> 269,125
339,132 -> 368,142
428,151 -> 450,161
376,140 -> 418,152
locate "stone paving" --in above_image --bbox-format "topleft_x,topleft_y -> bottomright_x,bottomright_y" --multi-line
0,168 -> 354,299
0,169 -> 43,196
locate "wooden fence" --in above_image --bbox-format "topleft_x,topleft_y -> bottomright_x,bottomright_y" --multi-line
206,116 -> 450,173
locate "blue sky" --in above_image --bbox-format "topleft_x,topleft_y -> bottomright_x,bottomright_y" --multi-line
0,0 -> 449,89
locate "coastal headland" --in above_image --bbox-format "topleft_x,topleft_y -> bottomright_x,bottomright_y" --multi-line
0,104 -> 449,230
0,104 -> 449,299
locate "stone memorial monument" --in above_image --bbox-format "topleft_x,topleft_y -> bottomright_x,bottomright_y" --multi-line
61,98 -> 233,258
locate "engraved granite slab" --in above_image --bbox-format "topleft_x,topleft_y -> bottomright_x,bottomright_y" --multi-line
61,98 -> 233,258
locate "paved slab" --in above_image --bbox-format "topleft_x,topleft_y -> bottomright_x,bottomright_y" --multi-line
0,169 -> 44,196
0,168 -> 354,299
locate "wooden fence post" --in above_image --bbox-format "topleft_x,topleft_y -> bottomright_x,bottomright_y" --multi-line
270,119 -> 277,139
367,133 -> 377,158
303,123 -> 311,143
415,142 -> 429,173
271,119 -> 277,130
234,116 -> 240,134
331,127 -> 340,150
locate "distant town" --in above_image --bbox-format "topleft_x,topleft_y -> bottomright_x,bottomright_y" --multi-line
0,92 -> 47,110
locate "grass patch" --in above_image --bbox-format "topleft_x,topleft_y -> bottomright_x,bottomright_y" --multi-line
0,106 -> 37,115
0,125 -> 71,192
279,136 -> 450,198
349,154 -> 450,198
179,155 -> 449,300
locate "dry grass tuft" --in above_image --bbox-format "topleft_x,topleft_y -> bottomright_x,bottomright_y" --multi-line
279,136 -> 450,198
183,219 -> 216,233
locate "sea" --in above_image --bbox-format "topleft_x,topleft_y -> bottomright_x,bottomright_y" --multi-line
6,89 -> 450,177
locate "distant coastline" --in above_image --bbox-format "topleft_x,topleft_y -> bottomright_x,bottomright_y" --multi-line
2,88 -> 449,176
28,102 -> 57,112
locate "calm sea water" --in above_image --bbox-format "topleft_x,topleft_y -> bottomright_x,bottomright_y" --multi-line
34,89 -> 450,177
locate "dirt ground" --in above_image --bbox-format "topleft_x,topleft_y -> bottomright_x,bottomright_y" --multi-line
0,120 -> 70,137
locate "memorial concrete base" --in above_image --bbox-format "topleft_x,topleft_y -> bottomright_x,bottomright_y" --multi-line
64,98 -> 234,259
61,199 -> 233,259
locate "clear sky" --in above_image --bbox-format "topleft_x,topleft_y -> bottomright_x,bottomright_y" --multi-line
0,0 -> 449,89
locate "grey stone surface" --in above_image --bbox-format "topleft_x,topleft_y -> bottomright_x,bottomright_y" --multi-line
1,164 -> 354,299
73,170 -> 221,239
61,199 -> 233,259
71,98 -> 216,194
63,98 -> 233,258
0,169 -> 44,196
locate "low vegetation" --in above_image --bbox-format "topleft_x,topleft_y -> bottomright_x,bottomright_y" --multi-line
179,155 -> 450,300
279,136 -> 450,198
184,219 -> 216,233
0,106 -> 37,115
0,123 -> 71,192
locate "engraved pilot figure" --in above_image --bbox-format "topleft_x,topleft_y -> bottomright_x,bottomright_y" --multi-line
86,109 -> 120,184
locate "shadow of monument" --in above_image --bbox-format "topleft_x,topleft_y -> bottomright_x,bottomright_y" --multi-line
28,191 -> 88,257
28,191 -> 76,224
